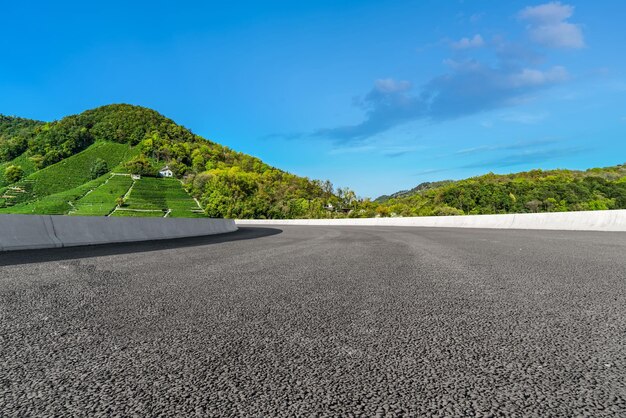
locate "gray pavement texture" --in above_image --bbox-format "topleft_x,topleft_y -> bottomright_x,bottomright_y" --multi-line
1,226 -> 625,417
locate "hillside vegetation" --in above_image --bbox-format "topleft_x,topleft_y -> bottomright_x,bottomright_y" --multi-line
369,166 -> 626,217
0,104 -> 335,218
1,104 -> 624,219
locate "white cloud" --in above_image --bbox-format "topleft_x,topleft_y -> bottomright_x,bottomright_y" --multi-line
451,34 -> 485,50
500,112 -> 549,124
519,2 -> 573,23
329,144 -> 423,157
518,2 -> 584,49
507,66 -> 569,88
528,22 -> 584,48
374,78 -> 412,93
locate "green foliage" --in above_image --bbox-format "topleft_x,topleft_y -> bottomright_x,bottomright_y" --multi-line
2,104 -> 200,170
375,205 -> 391,217
0,115 -> 43,162
71,175 -> 133,216
0,153 -> 37,187
24,141 -> 133,200
114,177 -> 201,218
4,165 -> 24,183
90,158 -> 109,179
123,154 -> 156,176
190,166 -> 331,219
376,164 -> 626,216
0,105 -> 334,219
0,141 -> 133,209
0,176 -> 109,215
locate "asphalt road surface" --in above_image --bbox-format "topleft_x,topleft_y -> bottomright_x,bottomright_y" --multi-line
1,226 -> 625,417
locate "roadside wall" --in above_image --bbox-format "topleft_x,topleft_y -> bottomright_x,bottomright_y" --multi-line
236,209 -> 626,232
0,215 -> 237,252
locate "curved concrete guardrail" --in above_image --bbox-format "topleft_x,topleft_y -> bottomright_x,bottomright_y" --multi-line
236,209 -> 626,232
0,214 -> 237,252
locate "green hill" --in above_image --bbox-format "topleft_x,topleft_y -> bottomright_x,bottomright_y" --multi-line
0,104 -> 335,218
371,166 -> 626,217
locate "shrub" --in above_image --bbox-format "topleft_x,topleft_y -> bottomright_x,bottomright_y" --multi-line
4,165 -> 24,183
90,158 -> 109,179
124,154 -> 155,176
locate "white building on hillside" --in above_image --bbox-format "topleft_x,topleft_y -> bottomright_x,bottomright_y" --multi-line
158,166 -> 174,178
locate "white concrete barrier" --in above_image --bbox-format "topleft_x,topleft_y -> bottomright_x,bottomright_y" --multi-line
0,214 -> 237,252
236,209 -> 626,232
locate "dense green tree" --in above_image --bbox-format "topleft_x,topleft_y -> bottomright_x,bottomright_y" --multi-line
124,154 -> 155,176
90,158 -> 109,179
4,165 -> 24,183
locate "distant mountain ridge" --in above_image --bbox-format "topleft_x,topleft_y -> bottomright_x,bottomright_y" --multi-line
375,180 -> 454,203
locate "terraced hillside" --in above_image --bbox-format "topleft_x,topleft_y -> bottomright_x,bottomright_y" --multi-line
112,177 -> 204,218
0,104 -> 334,219
0,141 -> 204,218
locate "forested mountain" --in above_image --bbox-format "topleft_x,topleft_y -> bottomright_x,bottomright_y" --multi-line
1,104 -> 624,219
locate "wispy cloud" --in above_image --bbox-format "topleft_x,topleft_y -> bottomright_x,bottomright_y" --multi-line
455,139 -> 558,155
413,168 -> 452,176
518,2 -> 584,49
315,78 -> 425,143
461,146 -> 585,169
329,143 -> 425,158
451,34 -> 485,50
316,62 -> 568,143
412,142 -> 583,179
455,12 -> 485,25
499,111 -> 549,124
261,132 -> 303,141
315,2 -> 579,144
424,62 -> 568,120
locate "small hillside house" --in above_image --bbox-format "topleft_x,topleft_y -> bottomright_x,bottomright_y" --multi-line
158,166 -> 174,178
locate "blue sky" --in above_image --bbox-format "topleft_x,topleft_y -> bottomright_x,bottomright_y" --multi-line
1,1 -> 625,197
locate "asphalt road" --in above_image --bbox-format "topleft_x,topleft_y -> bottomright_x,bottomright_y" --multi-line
1,226 -> 625,417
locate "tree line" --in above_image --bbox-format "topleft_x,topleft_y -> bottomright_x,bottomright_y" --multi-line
1,105 -> 624,219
